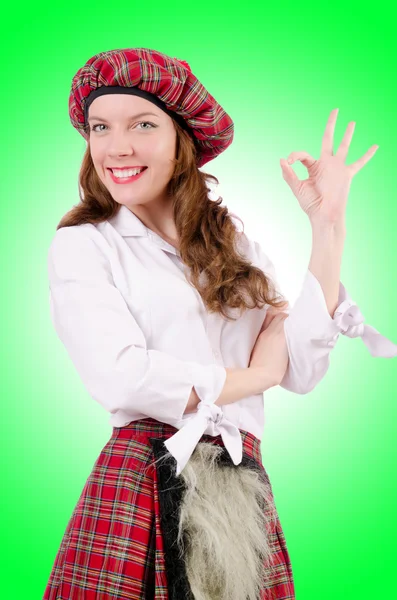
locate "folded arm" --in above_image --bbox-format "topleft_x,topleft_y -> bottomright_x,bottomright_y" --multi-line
247,235 -> 397,395
47,225 -> 227,424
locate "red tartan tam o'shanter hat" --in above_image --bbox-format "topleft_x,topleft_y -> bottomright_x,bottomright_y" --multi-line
68,47 -> 234,168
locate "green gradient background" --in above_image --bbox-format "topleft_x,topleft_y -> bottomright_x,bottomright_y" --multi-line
2,2 -> 396,598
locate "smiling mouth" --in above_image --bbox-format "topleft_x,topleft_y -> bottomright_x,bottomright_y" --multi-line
107,167 -> 148,175
107,167 -> 148,183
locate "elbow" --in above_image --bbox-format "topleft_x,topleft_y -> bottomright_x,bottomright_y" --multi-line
85,373 -> 134,413
279,355 -> 331,395
80,358 -> 148,414
279,376 -> 312,395
279,376 -> 319,395
296,379 -> 319,395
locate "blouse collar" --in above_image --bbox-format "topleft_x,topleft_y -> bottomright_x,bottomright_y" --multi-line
107,204 -> 181,257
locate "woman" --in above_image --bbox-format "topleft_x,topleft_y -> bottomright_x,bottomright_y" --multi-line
43,48 -> 397,600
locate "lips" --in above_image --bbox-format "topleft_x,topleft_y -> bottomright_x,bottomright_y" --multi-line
107,166 -> 148,184
107,167 -> 148,173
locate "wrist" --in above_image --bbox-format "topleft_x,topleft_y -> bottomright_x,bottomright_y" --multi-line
309,217 -> 347,237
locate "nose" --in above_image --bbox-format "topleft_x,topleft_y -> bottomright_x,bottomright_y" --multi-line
107,136 -> 137,157
108,148 -> 135,158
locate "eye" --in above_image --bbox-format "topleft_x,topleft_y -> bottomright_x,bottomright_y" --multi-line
91,123 -> 106,132
137,122 -> 156,130
90,121 -> 156,132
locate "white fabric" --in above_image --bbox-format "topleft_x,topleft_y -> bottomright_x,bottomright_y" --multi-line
47,204 -> 397,476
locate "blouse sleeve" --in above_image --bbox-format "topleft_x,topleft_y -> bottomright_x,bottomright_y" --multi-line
47,225 -> 227,424
250,238 -> 397,395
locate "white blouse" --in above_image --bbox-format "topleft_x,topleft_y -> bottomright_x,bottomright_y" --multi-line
47,203 -> 397,476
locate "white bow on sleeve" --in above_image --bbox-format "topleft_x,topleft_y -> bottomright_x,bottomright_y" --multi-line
333,283 -> 397,358
163,401 -> 243,477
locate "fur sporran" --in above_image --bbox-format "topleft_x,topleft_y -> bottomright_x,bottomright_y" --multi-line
149,438 -> 279,600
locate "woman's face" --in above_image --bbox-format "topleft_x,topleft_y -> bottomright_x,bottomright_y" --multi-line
87,94 -> 177,208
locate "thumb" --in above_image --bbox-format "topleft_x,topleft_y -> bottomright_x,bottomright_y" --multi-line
280,158 -> 299,194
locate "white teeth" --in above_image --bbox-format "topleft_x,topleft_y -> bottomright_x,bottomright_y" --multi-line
112,168 -> 144,178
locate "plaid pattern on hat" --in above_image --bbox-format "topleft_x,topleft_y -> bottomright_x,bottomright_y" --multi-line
68,47 -> 234,167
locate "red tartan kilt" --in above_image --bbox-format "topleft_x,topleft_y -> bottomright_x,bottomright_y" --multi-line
43,417 -> 295,599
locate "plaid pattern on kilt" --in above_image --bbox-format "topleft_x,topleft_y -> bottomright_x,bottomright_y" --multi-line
43,417 -> 295,599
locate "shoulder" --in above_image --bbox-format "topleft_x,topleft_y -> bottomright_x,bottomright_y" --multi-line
49,222 -> 99,246
236,230 -> 280,280
48,223 -> 110,257
235,230 -> 251,255
235,231 -> 265,264
47,224 -> 113,282
236,231 -> 289,308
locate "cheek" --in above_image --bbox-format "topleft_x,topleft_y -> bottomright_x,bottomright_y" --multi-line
91,152 -> 108,175
154,139 -> 177,170
89,146 -> 103,166
143,147 -> 175,173
147,130 -> 176,158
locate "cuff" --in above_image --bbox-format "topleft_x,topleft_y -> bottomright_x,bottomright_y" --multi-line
303,269 -> 397,357
186,362 -> 227,407
166,361 -> 226,425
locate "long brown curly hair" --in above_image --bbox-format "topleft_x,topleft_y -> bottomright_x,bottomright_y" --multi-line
56,120 -> 287,321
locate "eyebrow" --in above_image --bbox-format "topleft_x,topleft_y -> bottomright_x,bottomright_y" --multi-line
87,111 -> 160,123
